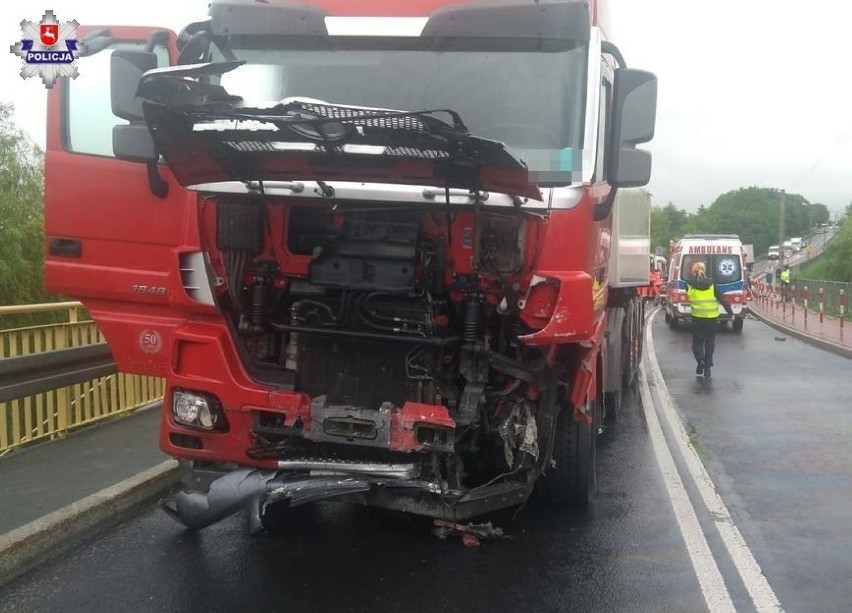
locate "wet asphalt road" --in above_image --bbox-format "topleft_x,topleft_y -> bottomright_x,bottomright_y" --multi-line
3,311 -> 851,612
652,310 -> 852,612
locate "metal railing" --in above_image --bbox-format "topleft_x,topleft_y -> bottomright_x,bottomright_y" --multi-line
0,302 -> 165,455
789,278 -> 851,321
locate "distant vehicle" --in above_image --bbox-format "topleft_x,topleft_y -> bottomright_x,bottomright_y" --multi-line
790,237 -> 803,252
638,254 -> 668,304
742,244 -> 755,271
664,234 -> 747,333
767,245 -> 780,260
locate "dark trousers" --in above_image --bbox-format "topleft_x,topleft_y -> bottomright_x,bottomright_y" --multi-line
691,317 -> 718,366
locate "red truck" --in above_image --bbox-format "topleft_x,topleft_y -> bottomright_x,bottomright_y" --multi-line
44,0 -> 656,529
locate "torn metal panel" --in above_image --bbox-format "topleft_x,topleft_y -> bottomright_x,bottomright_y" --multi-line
389,401 -> 455,453
498,401 -> 540,468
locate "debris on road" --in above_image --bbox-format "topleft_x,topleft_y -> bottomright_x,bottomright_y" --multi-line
432,519 -> 506,547
774,336 -> 787,341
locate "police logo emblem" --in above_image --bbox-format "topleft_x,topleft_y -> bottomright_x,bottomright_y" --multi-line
9,10 -> 87,89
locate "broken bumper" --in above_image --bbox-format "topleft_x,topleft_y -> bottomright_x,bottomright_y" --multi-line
162,459 -> 531,530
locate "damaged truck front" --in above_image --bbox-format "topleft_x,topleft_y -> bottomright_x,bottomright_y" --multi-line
43,0 -> 656,530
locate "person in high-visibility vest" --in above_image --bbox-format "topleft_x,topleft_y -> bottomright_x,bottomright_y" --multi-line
779,265 -> 791,301
686,261 -> 734,378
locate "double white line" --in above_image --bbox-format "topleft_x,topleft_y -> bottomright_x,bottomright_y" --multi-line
640,309 -> 783,613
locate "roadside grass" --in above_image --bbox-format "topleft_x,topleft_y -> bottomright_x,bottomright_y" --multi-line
687,424 -> 711,462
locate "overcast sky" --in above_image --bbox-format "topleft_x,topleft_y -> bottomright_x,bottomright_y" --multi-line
3,0 -> 851,216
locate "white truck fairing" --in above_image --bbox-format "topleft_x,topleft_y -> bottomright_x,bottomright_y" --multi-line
607,188 -> 652,288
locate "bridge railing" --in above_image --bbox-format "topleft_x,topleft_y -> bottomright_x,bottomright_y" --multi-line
0,302 -> 164,455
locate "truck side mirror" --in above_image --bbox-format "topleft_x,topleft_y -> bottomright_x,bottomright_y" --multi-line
112,124 -> 157,163
111,50 -> 157,121
609,68 -> 657,187
110,49 -> 161,175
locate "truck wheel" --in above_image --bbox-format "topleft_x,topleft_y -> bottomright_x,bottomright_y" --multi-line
604,389 -> 621,425
542,404 -> 596,509
732,318 -> 743,333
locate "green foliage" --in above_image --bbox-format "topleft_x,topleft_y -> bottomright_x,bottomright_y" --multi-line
0,102 -> 55,328
799,255 -> 832,280
650,202 -> 689,252
655,187 -> 825,257
810,203 -> 831,226
810,217 -> 852,282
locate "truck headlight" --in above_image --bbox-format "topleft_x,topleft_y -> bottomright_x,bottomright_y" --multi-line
172,390 -> 227,431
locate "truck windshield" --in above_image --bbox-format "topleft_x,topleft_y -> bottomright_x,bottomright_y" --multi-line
214,38 -> 587,162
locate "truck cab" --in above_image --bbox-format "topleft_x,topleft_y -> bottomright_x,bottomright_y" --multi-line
767,245 -> 781,260
43,0 -> 657,530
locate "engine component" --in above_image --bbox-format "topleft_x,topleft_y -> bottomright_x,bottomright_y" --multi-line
297,337 -> 424,409
217,201 -> 265,255
251,283 -> 266,327
309,216 -> 420,292
457,382 -> 485,426
476,213 -> 524,274
463,297 -> 483,342
310,256 -> 415,292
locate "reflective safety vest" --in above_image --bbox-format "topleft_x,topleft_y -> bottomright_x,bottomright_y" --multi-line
687,284 -> 719,319
780,269 -> 791,284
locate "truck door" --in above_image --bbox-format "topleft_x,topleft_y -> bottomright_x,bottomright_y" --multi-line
44,26 -> 186,306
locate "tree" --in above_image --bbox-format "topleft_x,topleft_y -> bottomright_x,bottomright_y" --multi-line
0,102 -> 49,316
649,187 -> 827,261
809,203 -> 831,226
650,202 -> 691,252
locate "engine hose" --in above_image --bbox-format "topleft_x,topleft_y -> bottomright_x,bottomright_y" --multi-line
487,352 -> 544,385
251,283 -> 266,327
463,298 -> 483,342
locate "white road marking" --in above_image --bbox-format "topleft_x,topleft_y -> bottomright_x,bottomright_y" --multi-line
644,309 -> 785,613
638,362 -> 736,612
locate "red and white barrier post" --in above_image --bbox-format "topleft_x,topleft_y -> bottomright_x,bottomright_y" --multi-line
840,289 -> 846,332
803,286 -> 809,326
791,285 -> 796,322
819,287 -> 825,324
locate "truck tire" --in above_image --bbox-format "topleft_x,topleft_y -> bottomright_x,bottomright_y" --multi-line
604,389 -> 621,425
542,404 -> 596,509
732,318 -> 743,333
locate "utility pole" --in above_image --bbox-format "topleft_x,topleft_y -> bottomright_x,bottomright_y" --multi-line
779,190 -> 786,264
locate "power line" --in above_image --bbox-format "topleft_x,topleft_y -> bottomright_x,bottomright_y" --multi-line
790,127 -> 852,189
